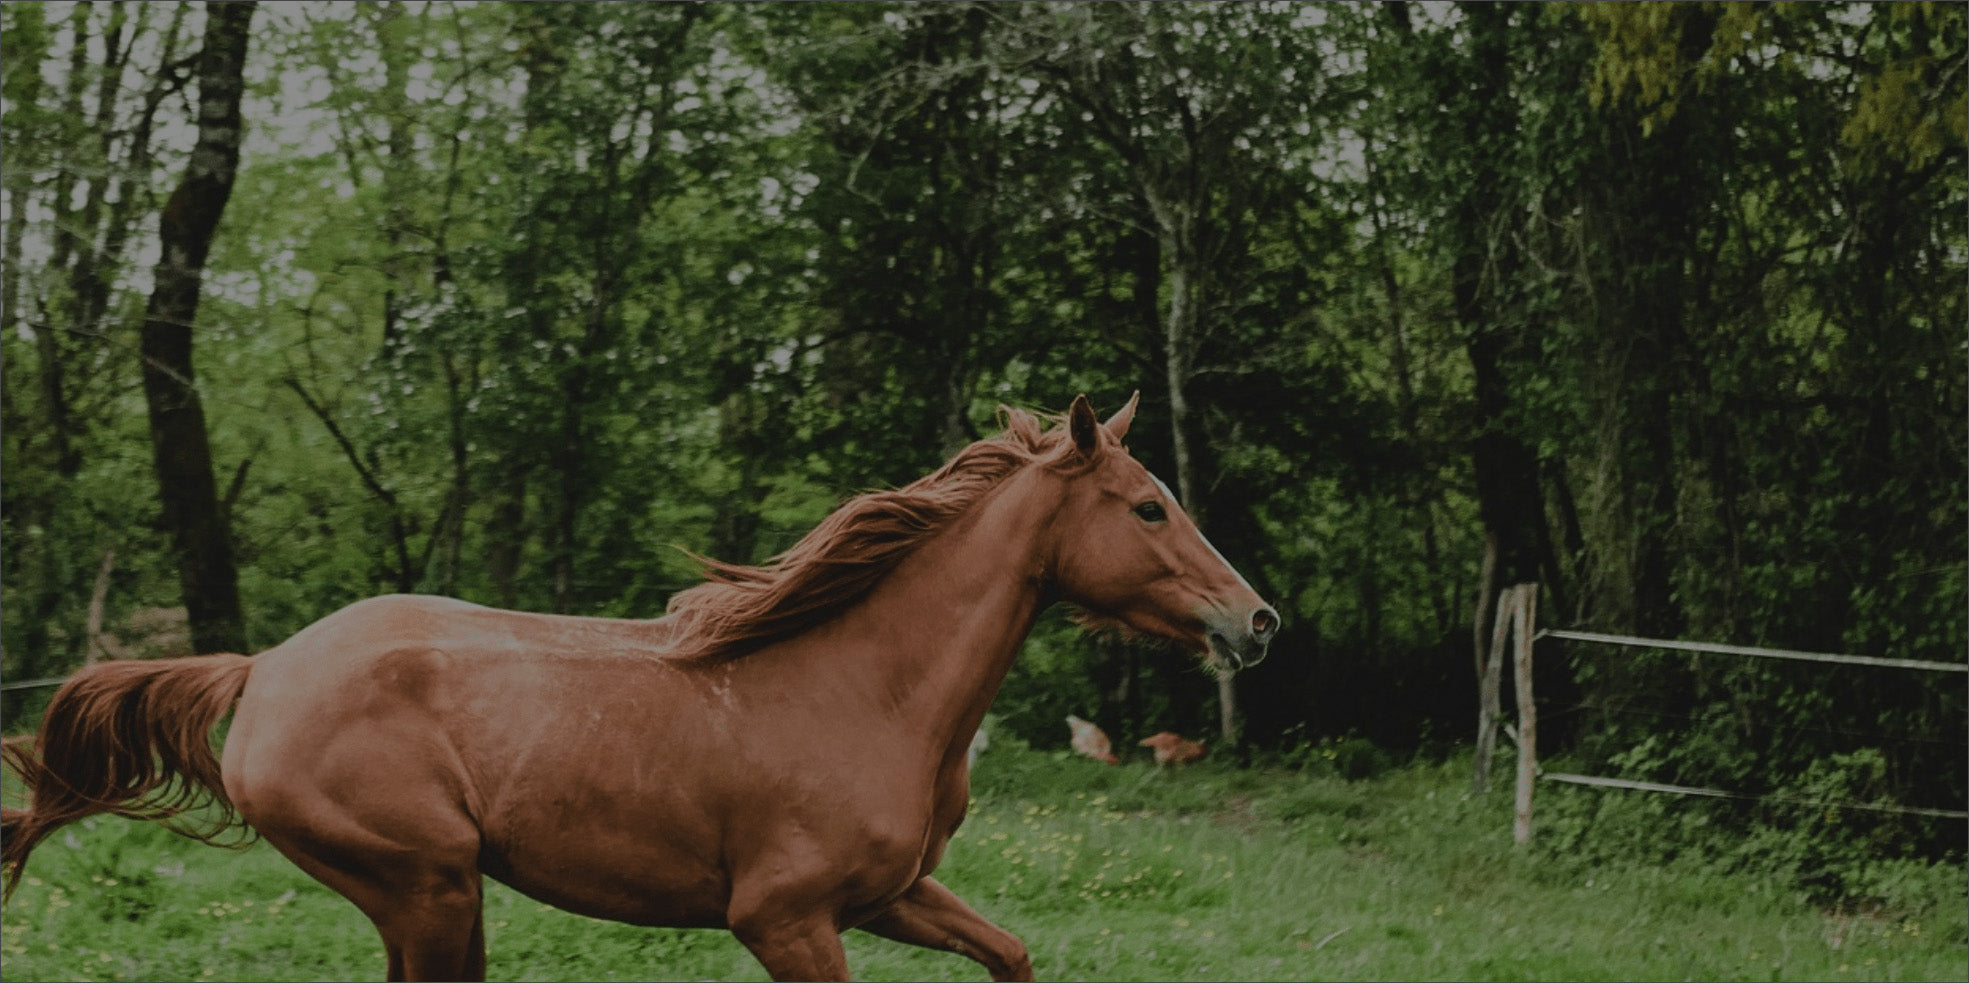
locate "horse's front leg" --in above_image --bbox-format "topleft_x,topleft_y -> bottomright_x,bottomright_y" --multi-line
857,876 -> 1033,982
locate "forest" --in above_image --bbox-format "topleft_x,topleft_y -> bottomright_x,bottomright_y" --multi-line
3,0 -> 1963,876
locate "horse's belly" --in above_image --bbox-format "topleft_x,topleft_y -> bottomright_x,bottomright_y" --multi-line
483,837 -> 731,928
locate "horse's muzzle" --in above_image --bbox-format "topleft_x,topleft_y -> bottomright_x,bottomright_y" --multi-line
1206,604 -> 1280,672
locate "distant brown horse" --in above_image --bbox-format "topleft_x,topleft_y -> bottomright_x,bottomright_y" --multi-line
2,394 -> 1277,982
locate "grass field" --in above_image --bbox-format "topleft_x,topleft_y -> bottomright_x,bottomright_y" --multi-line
2,742 -> 1963,982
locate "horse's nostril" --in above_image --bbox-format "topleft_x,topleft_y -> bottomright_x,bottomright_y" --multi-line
1251,608 -> 1278,640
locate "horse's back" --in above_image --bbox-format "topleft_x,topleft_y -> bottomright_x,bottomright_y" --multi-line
239,592 -> 682,697
221,594 -> 685,830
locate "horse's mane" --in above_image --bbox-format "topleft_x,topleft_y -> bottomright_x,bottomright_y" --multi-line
661,406 -> 1088,660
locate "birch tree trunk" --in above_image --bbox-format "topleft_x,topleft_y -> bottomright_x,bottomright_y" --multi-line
1154,203 -> 1239,746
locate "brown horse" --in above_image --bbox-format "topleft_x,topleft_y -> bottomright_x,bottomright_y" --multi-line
2,394 -> 1277,982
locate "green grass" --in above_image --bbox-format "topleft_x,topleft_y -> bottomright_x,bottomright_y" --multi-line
3,746 -> 1963,981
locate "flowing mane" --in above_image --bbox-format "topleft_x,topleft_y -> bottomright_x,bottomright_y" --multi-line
661,406 -> 1090,659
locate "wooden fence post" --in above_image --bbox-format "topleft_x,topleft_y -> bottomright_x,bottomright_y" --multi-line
1512,584 -> 1539,845
85,549 -> 116,665
1473,586 -> 1513,793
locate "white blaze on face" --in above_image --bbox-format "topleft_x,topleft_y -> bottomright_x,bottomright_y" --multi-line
1151,474 -> 1258,597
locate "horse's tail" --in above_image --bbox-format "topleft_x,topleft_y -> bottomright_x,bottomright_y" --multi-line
2,653 -> 254,897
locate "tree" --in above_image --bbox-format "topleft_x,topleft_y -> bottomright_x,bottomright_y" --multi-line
5,1 -> 1961,864
998,1 -> 1329,745
2,2 -> 194,678
758,3 -> 1020,471
139,0 -> 256,654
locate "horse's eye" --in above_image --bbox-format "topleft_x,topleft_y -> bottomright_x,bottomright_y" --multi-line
1132,501 -> 1167,523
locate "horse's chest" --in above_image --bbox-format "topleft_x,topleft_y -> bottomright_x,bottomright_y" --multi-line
814,774 -> 965,890
911,767 -> 973,875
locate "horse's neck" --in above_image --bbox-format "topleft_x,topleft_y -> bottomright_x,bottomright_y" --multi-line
828,466 -> 1059,750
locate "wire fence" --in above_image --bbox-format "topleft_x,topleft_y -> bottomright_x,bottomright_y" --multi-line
1539,771 -> 1969,820
1536,628 -> 1968,674
1522,624 -> 1969,827
1,676 -> 68,694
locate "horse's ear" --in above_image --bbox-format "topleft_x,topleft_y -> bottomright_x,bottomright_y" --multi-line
1068,394 -> 1101,457
1104,391 -> 1140,442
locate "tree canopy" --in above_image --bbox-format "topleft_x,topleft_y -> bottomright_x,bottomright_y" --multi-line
4,0 -> 1963,878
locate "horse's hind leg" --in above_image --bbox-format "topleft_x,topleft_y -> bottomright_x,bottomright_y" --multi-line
375,871 -> 486,983
376,909 -> 483,982
387,893 -> 487,982
227,696 -> 492,980
257,826 -> 488,982
379,915 -> 485,982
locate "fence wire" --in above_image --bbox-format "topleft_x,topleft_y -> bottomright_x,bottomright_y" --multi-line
1534,628 -> 1967,823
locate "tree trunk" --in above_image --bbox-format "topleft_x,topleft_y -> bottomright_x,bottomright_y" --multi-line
34,289 -> 79,478
1465,324 -> 1548,590
1449,3 -> 1554,716
550,366 -> 586,613
1602,7 -> 1717,641
431,126 -> 472,598
436,348 -> 470,596
66,2 -> 133,341
0,2 -> 45,337
36,5 -> 92,479
84,550 -> 115,665
376,0 -> 413,358
1,180 -> 27,334
99,4 -> 189,336
1156,218 -> 1240,747
1161,237 -> 1201,527
138,0 -> 256,655
487,463 -> 528,609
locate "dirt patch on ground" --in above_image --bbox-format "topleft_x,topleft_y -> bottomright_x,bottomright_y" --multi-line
1215,793 -> 1261,831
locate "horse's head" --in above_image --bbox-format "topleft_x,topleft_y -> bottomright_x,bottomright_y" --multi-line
1049,394 -> 1280,673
